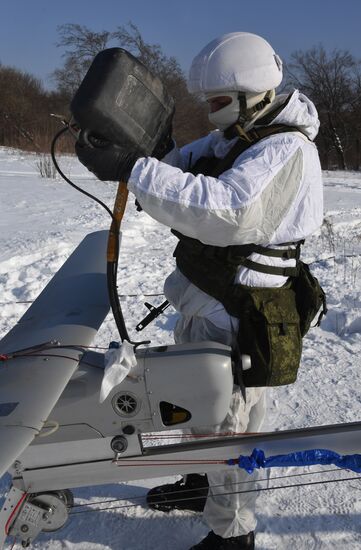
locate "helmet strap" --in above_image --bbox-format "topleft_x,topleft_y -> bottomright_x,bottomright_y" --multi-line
238,92 -> 248,123
254,90 -> 273,112
224,90 -> 276,141
234,123 -> 253,143
237,90 -> 274,125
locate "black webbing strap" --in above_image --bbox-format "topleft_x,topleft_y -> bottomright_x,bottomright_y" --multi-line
215,240 -> 303,276
234,258 -> 299,277
228,241 -> 303,277
224,243 -> 302,261
172,230 -> 303,276
210,124 -> 306,178
176,124 -> 307,278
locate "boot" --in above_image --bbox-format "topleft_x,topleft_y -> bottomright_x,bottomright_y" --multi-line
190,530 -> 255,549
146,473 -> 208,513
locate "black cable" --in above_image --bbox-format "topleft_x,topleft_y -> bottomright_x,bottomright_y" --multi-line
51,125 -> 131,343
107,259 -> 130,341
69,473 -> 361,515
70,466 -> 349,510
51,126 -> 150,346
51,126 -> 116,222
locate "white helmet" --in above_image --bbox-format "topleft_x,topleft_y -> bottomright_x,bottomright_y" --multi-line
188,32 -> 283,130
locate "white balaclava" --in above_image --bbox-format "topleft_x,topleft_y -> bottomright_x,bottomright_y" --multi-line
206,91 -> 275,130
188,32 -> 283,131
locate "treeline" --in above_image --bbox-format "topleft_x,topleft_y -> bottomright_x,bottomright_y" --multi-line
0,66 -> 71,152
0,23 -> 210,155
1,23 -> 361,170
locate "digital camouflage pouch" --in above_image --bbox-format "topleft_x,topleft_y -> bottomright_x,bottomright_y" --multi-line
234,263 -> 327,388
234,284 -> 302,387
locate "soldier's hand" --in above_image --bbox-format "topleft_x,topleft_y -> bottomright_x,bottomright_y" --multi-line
75,130 -> 139,182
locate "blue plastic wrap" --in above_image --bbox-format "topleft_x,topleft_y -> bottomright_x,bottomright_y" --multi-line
227,448 -> 361,474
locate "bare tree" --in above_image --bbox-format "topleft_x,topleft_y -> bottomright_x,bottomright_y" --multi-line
113,22 -> 180,82
285,45 -> 361,169
53,22 -> 210,145
53,24 -> 114,97
113,22 -> 210,144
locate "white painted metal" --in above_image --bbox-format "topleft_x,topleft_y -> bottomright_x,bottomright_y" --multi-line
0,231 -> 110,478
1,230 -> 360,548
0,486 -> 27,548
12,422 -> 361,494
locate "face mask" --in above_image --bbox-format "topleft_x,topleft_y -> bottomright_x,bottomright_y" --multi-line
206,92 -> 240,130
206,91 -> 272,131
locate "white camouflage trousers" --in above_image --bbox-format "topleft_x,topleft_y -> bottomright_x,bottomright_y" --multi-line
164,269 -> 267,537
173,313 -> 266,538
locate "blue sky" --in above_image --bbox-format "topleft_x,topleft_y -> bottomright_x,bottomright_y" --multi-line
1,0 -> 360,89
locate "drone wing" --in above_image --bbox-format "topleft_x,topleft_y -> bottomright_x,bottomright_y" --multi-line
0,231 -> 110,477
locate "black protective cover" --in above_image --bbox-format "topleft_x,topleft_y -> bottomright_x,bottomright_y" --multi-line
70,48 -> 174,156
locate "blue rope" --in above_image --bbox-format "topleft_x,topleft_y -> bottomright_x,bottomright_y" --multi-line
228,448 -> 361,474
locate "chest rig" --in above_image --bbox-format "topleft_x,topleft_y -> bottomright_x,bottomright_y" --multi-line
172,124 -> 326,388
172,123 -> 304,311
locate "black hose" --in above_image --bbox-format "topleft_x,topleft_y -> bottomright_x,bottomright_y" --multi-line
51,126 -> 129,342
107,260 -> 130,341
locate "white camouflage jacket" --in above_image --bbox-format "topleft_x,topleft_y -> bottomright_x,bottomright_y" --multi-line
127,90 -> 323,332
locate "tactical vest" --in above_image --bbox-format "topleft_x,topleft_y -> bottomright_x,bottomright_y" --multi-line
172,123 -> 305,309
172,124 -> 326,388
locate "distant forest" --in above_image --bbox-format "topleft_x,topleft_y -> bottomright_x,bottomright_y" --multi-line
1,22 -> 361,170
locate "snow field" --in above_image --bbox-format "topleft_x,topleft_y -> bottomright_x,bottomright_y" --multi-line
0,149 -> 361,548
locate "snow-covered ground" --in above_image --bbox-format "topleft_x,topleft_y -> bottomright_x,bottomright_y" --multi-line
0,146 -> 361,549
